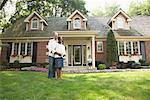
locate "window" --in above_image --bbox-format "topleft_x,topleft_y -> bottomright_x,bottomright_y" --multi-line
133,41 -> 139,55
31,18 -> 38,29
27,43 -> 32,56
20,43 -> 25,55
73,18 -> 81,29
97,42 -> 103,52
14,43 -> 19,55
118,41 -> 140,56
126,42 -> 132,55
11,42 -> 32,57
118,41 -> 124,55
117,17 -> 124,29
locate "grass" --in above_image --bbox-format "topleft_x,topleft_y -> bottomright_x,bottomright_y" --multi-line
0,71 -> 150,100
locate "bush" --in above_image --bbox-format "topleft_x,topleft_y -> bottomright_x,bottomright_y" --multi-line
12,60 -> 21,70
42,63 -> 49,68
127,61 -> 141,69
98,64 -> 106,70
139,59 -> 150,66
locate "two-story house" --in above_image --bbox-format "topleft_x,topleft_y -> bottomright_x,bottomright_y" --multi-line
0,9 -> 150,67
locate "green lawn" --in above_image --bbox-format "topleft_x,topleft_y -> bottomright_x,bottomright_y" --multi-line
0,71 -> 150,100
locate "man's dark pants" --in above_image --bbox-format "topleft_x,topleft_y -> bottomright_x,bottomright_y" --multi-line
48,56 -> 55,78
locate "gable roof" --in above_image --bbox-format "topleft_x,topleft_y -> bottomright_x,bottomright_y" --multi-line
108,8 -> 132,24
1,16 -> 150,38
66,10 -> 87,21
24,11 -> 48,25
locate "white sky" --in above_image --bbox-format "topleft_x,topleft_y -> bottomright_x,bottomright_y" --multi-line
4,0 -> 144,17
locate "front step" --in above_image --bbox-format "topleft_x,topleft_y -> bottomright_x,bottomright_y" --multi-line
62,66 -> 97,73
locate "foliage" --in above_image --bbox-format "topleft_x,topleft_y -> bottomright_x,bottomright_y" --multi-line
9,0 -> 88,24
12,60 -> 20,68
139,59 -> 150,66
128,0 -> 150,16
98,64 -> 106,70
106,29 -> 118,67
91,3 -> 120,16
1,71 -> 150,99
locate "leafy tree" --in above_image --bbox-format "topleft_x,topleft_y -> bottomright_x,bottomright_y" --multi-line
91,3 -> 120,17
128,0 -> 150,16
106,29 -> 118,67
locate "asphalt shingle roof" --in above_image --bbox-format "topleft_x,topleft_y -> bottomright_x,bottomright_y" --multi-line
1,16 -> 150,38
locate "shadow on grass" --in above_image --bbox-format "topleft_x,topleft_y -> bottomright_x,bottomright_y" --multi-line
0,71 -> 150,100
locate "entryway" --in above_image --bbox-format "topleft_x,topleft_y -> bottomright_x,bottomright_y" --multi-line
68,45 -> 86,66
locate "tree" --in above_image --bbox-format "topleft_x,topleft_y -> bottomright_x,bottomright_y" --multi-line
106,29 -> 118,67
91,3 -> 120,17
128,0 -> 150,16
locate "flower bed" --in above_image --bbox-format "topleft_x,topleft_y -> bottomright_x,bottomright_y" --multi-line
31,67 -> 48,72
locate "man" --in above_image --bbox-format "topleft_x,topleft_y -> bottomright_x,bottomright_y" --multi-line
47,32 -> 58,78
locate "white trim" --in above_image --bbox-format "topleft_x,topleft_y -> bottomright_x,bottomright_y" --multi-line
124,41 -> 127,55
138,41 -> 140,55
25,42 -> 27,55
131,41 -> 134,54
18,43 -> 21,55
117,42 -> 120,55
96,42 -> 103,52
11,43 -> 14,55
92,36 -> 95,67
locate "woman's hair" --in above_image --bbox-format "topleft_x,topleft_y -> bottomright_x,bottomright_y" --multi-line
58,37 -> 62,44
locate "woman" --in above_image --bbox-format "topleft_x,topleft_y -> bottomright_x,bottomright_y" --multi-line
54,37 -> 66,79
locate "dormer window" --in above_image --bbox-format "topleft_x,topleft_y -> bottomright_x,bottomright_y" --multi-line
117,17 -> 124,29
31,18 -> 38,29
73,18 -> 81,29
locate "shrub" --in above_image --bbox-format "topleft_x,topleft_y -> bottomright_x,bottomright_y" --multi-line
13,60 -> 21,70
42,63 -> 49,68
139,59 -> 150,66
98,64 -> 106,70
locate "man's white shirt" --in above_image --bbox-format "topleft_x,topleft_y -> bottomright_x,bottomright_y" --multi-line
47,39 -> 57,57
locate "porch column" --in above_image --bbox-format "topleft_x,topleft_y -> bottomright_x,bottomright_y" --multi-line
92,36 -> 95,67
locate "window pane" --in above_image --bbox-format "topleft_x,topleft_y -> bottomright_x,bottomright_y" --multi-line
20,43 -> 25,55
73,18 -> 81,28
97,42 -> 103,52
119,41 -> 124,55
133,41 -> 139,55
27,43 -> 32,55
117,18 -> 124,28
126,42 -> 131,55
14,43 -> 19,55
32,19 -> 38,29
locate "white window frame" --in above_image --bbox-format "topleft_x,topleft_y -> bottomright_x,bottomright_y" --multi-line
117,17 -> 124,29
73,18 -> 81,29
31,18 -> 39,29
118,41 -> 140,56
97,42 -> 103,52
11,42 -> 33,56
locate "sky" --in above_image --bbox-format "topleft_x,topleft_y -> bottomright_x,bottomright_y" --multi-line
84,0 -> 144,12
4,0 -> 144,18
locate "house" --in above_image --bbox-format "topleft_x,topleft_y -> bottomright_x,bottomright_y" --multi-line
0,9 -> 150,67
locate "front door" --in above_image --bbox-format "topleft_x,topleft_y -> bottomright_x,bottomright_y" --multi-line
73,45 -> 82,66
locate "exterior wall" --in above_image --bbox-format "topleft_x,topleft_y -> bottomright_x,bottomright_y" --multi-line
0,47 -> 8,63
95,41 -> 106,63
36,41 -> 48,63
145,41 -> 150,62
